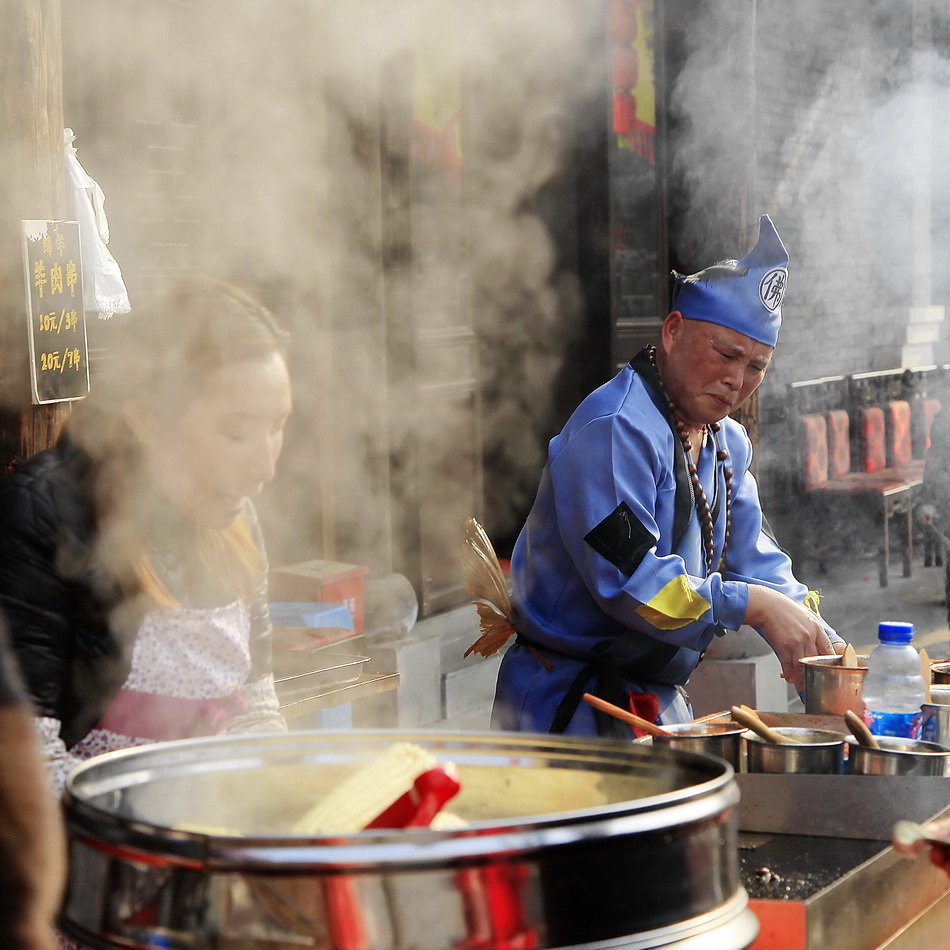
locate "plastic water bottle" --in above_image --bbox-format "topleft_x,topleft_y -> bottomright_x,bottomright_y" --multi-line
861,621 -> 926,739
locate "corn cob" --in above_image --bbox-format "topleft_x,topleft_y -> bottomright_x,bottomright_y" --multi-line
174,822 -> 244,837
293,742 -> 438,835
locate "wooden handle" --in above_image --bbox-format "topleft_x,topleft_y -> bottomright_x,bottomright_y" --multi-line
581,693 -> 673,737
920,649 -> 932,704
730,705 -> 798,744
845,709 -> 881,749
841,643 -> 858,668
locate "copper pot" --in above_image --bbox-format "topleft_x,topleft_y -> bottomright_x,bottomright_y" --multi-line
799,654 -> 869,717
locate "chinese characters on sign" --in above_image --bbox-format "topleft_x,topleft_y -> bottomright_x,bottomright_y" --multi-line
22,220 -> 90,404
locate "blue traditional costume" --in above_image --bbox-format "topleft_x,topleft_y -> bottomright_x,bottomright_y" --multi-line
492,215 -> 839,737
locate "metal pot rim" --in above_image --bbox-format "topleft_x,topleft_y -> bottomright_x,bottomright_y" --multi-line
63,729 -> 741,870
745,727 -> 846,746
653,722 -> 746,737
846,736 -> 950,756
799,654 -> 869,670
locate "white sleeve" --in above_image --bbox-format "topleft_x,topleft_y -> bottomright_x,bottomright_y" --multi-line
228,675 -> 288,734
33,716 -> 84,797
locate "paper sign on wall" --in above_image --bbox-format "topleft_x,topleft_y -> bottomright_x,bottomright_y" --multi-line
22,220 -> 91,404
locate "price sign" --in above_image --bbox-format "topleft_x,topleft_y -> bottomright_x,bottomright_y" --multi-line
22,220 -> 91,404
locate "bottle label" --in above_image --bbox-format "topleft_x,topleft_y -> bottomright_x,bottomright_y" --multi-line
862,710 -> 922,739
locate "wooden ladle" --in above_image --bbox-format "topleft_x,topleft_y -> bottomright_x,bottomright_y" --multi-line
844,709 -> 880,749
920,648 -> 933,703
581,692 -> 674,738
841,642 -> 858,667
730,705 -> 800,744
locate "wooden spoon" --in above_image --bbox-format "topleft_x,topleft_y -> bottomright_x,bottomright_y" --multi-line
920,648 -> 933,704
841,642 -> 858,668
844,709 -> 881,749
581,692 -> 674,738
730,705 -> 800,744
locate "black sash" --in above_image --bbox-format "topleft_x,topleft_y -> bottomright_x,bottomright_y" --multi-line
524,633 -> 679,737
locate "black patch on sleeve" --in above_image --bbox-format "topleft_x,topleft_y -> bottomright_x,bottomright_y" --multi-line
584,502 -> 656,578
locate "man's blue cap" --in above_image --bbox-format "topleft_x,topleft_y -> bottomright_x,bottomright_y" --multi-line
670,214 -> 788,347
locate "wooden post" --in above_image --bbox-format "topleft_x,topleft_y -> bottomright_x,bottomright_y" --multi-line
0,0 -> 68,471
723,0 -> 759,445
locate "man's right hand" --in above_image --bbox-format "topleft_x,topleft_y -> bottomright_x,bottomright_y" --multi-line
744,585 -> 838,692
893,819 -> 950,875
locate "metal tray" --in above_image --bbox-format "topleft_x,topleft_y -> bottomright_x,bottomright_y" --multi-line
714,711 -> 950,949
272,651 -> 369,694
272,624 -> 358,650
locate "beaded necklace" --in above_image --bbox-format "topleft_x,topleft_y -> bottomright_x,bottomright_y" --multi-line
647,345 -> 733,573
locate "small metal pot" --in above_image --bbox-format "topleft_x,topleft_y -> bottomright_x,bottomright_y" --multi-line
932,662 -> 950,685
651,722 -> 747,772
799,654 -> 868,717
922,698 -> 950,746
846,736 -> 950,776
927,685 -> 950,705
745,728 -> 846,774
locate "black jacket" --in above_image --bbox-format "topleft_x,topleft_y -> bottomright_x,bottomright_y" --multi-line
0,436 -> 273,748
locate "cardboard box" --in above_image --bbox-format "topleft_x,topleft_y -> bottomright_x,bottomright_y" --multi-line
269,560 -> 370,632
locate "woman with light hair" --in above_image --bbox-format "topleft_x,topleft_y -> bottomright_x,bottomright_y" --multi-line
0,279 -> 293,797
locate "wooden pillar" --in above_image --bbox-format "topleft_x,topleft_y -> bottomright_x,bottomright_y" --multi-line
730,0 -> 760,445
659,1 -> 761,442
0,0 -> 67,471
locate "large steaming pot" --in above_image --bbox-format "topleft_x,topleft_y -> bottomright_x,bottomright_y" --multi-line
61,730 -> 758,949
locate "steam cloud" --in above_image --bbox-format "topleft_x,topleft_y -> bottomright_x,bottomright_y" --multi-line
666,2 -> 950,587
60,2 -> 950,600
61,0 -> 605,579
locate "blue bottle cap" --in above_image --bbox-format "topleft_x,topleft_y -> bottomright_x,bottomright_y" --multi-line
878,621 -> 914,644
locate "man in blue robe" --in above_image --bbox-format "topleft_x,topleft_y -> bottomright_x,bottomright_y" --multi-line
493,215 -> 843,737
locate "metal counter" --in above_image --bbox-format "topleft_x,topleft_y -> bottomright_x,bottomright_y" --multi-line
736,765 -> 950,949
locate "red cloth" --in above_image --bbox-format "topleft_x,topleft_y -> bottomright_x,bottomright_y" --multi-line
96,687 -> 244,741
627,690 -> 661,738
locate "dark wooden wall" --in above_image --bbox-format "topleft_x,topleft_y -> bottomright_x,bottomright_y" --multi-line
0,0 -> 69,471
